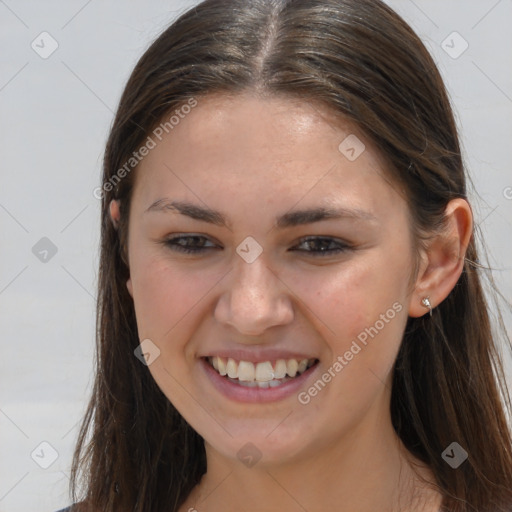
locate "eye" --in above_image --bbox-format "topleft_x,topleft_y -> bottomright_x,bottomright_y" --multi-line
163,235 -> 218,254
162,234 -> 352,257
293,236 -> 352,256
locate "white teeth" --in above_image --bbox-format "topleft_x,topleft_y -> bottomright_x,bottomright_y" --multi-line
255,361 -> 274,382
208,356 -> 317,385
286,359 -> 299,378
230,378 -> 282,389
217,356 -> 227,376
226,358 -> 238,379
274,359 -> 287,379
238,361 -> 255,381
236,380 -> 257,387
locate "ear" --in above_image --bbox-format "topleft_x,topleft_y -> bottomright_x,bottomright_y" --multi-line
109,199 -> 121,229
408,198 -> 473,317
109,199 -> 133,297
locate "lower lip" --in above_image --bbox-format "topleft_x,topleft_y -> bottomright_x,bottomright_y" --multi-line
200,357 -> 319,403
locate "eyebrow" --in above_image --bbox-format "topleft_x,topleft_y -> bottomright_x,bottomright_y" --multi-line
145,198 -> 377,229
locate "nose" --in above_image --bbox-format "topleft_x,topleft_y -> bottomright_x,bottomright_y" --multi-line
214,253 -> 294,337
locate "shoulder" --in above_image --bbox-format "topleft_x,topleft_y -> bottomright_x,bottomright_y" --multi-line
55,505 -> 82,512
55,501 -> 94,512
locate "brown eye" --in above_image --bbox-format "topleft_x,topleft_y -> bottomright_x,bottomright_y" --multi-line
293,237 -> 352,256
164,235 -> 217,254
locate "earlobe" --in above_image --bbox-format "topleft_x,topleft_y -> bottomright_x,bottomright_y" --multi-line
109,199 -> 121,229
408,198 -> 473,318
126,277 -> 133,298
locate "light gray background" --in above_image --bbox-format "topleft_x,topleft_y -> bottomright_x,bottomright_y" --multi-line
1,1 -> 511,511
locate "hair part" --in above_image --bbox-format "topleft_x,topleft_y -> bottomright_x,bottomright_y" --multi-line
69,1 -> 512,511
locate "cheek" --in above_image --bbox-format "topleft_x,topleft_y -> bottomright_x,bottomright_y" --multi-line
282,253 -> 410,407
128,254 -> 221,401
285,254 -> 409,344
129,249 -> 220,343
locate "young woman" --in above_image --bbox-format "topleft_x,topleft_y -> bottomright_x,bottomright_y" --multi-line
59,0 -> 512,511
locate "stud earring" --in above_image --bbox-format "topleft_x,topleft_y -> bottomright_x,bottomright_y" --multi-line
421,296 -> 433,317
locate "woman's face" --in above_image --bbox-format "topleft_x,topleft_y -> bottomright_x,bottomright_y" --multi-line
124,92 -> 418,466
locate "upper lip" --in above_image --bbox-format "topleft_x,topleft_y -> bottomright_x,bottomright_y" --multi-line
200,348 -> 318,363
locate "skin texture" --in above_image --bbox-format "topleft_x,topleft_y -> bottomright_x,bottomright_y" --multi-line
110,92 -> 472,512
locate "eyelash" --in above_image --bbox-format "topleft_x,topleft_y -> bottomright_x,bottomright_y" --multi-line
163,235 -> 352,256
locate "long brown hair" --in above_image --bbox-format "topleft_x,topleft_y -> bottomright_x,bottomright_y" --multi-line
69,1 -> 512,510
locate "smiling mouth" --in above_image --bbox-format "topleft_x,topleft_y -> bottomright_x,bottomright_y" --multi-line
203,356 -> 319,388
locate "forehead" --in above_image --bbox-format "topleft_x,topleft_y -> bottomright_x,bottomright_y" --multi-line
132,92 -> 402,217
